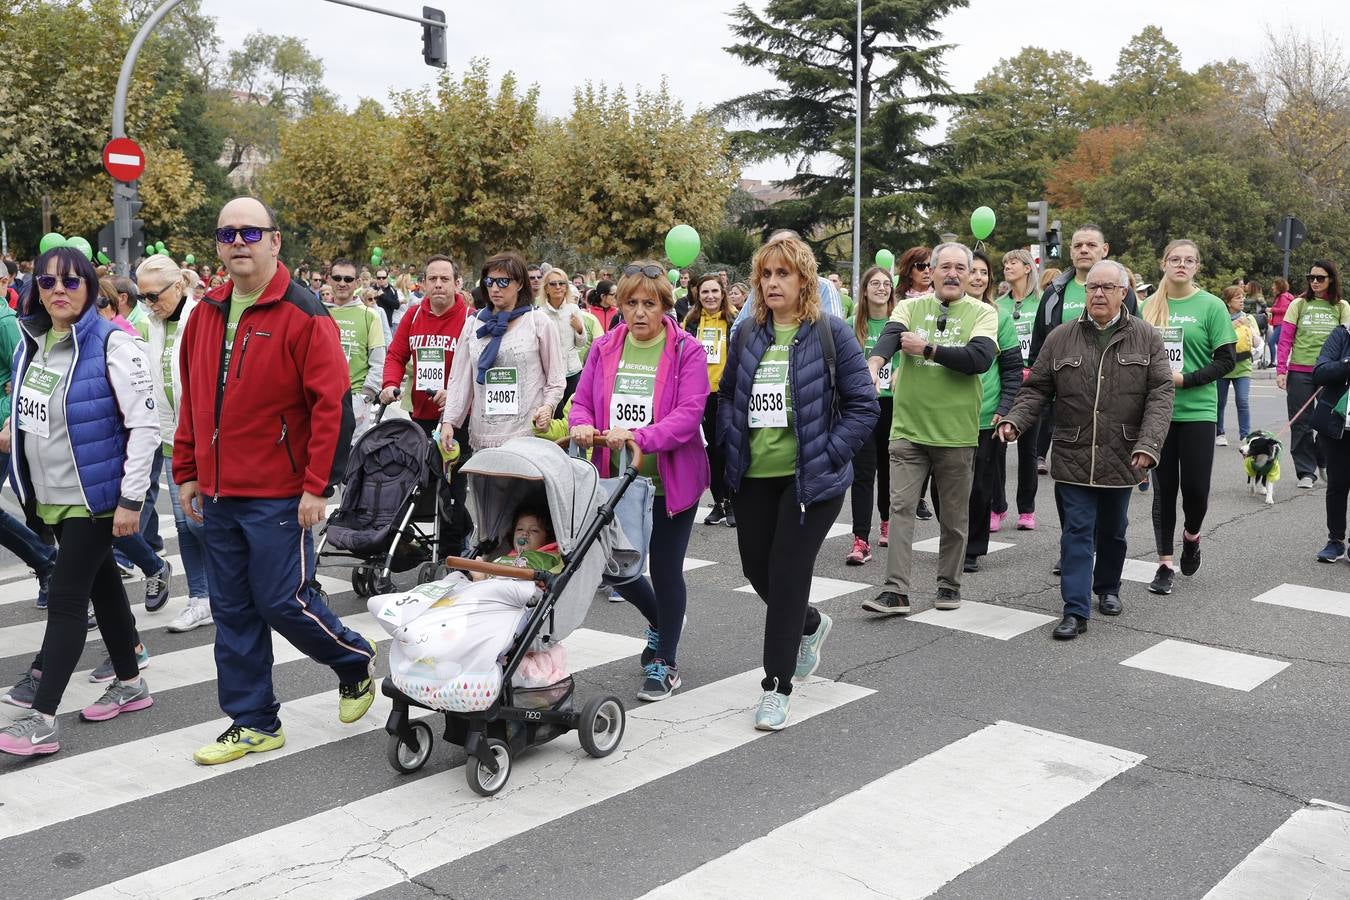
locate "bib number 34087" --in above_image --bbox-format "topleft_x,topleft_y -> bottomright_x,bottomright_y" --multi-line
484,367 -> 519,416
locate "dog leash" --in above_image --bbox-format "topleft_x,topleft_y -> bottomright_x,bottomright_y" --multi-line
1273,385 -> 1323,439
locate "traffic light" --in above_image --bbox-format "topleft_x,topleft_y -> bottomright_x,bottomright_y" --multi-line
422,6 -> 447,68
1025,200 -> 1048,244
1045,219 -> 1061,260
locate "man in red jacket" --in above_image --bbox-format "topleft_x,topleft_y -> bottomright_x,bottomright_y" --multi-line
380,254 -> 471,557
174,197 -> 374,766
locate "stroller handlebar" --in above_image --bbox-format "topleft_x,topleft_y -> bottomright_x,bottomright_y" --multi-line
445,556 -> 549,583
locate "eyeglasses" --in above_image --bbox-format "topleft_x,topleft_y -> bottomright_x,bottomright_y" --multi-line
545,280 -> 568,288
1086,283 -> 1123,295
214,226 -> 278,245
36,274 -> 83,291
866,279 -> 890,289
330,274 -> 357,283
483,276 -> 514,289
136,284 -> 178,304
1165,256 -> 1198,267
623,264 -> 664,279
1307,274 -> 1329,283
912,262 -> 930,271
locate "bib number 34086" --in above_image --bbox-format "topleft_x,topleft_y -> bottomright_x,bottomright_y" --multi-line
415,347 -> 445,392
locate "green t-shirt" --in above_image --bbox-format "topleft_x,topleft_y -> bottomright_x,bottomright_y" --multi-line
978,304 -> 1020,429
1288,298 -> 1349,367
222,284 -> 265,384
996,293 -> 1040,365
889,295 -> 999,447
161,319 -> 179,457
746,324 -> 798,478
1060,278 -> 1087,324
329,304 -> 387,392
840,293 -> 855,319
865,317 -> 900,399
1226,313 -> 1259,380
35,329 -> 92,526
611,331 -> 665,492
1163,289 -> 1237,423
127,303 -> 151,342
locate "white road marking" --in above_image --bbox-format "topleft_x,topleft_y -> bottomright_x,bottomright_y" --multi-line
1203,802 -> 1350,899
1120,639 -> 1289,691
1252,583 -> 1350,620
914,536 -> 1013,553
735,575 -> 872,605
909,601 -> 1057,640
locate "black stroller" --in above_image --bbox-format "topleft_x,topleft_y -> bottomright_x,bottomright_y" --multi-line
380,436 -> 645,797
315,404 -> 449,598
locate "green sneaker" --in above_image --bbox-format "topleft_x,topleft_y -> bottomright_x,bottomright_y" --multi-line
338,646 -> 377,724
754,680 -> 791,731
794,613 -> 832,681
193,724 -> 285,765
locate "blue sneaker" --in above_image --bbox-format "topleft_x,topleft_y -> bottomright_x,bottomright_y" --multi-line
794,613 -> 832,681
640,625 -> 659,670
636,660 -> 680,702
1317,540 -> 1346,563
754,682 -> 790,731
89,644 -> 151,683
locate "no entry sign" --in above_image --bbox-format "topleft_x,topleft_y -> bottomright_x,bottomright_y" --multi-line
103,137 -> 146,183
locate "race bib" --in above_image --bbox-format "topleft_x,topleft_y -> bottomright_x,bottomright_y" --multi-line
700,327 -> 723,365
336,318 -> 360,362
415,347 -> 446,393
18,363 -> 61,438
1162,326 -> 1184,373
877,361 -> 892,392
484,367 -> 519,416
749,361 -> 789,429
1015,319 -> 1033,364
609,372 -> 655,430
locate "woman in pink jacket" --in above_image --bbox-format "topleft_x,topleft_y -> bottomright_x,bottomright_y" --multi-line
569,261 -> 710,702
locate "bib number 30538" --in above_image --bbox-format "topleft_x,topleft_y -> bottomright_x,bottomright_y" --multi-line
484,367 -> 519,416
415,347 -> 445,393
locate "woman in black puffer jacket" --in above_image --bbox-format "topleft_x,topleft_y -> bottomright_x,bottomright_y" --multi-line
718,235 -> 878,732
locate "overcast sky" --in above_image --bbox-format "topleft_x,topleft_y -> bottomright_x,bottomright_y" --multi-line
202,0 -> 1348,182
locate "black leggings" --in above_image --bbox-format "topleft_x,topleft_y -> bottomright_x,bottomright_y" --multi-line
702,394 -> 727,503
966,428 -> 999,558
1151,420 -> 1216,557
851,396 -> 893,539
732,476 -> 842,695
993,413 -> 1044,515
33,517 -> 141,716
1325,432 -> 1350,541
414,417 -> 472,556
615,496 -> 696,665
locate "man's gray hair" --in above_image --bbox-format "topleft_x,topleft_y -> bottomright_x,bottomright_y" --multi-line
1089,259 -> 1131,287
929,242 -> 974,271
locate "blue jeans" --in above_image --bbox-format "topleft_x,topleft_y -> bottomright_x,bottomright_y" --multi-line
1056,483 -> 1132,620
1216,377 -> 1251,439
166,455 -> 209,599
0,453 -> 56,575
1267,325 -> 1281,369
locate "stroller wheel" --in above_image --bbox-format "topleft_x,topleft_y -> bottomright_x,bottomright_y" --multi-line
387,720 -> 434,774
578,694 -> 626,759
415,562 -> 439,585
351,566 -> 373,598
466,738 -> 511,797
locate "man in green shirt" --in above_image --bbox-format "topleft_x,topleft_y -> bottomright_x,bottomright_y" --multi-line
863,243 -> 998,616
325,259 -> 387,439
1028,224 -> 1139,367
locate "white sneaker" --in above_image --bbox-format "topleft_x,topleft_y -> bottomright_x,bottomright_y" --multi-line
1298,476 -> 1316,489
168,598 -> 213,632
1215,435 -> 1228,447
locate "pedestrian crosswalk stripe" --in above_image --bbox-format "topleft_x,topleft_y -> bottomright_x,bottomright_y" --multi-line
913,536 -> 1013,553
909,601 -> 1057,640
694,507 -> 851,539
0,628 -> 643,843
71,670 -> 873,900
1120,639 -> 1289,692
735,576 -> 871,605
0,553 -> 187,609
1121,558 -> 1160,583
1202,802 -> 1350,899
640,720 -> 1143,899
1251,583 -> 1350,620
645,557 -> 717,575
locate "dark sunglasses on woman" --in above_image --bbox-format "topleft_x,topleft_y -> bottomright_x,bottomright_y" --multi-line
36,274 -> 84,291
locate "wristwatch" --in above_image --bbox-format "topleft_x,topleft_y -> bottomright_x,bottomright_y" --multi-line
923,344 -> 935,360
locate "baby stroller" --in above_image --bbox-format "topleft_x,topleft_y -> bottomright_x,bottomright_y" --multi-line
379,436 -> 644,797
316,400 -> 446,598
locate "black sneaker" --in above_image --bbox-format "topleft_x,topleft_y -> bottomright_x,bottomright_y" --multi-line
934,587 -> 962,610
1148,565 -> 1174,595
1179,537 -> 1201,576
915,500 -> 933,521
963,556 -> 979,573
636,661 -> 680,702
862,591 -> 910,615
724,504 -> 737,528
703,502 -> 726,526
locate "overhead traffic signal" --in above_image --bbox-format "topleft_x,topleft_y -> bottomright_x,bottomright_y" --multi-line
422,6 -> 447,68
1045,219 -> 1062,260
1025,200 -> 1048,244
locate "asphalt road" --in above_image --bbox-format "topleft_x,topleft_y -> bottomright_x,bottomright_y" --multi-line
2,365 -> 1348,899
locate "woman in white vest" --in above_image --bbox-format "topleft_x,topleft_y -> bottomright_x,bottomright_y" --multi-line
137,255 -> 213,633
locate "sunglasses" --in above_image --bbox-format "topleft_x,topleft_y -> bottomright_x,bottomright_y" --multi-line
483,276 -> 514,289
1307,274 -> 1329,282
36,274 -> 83,291
330,274 -> 357,283
936,312 -> 948,332
136,285 -> 177,304
912,262 -> 931,271
623,264 -> 664,279
545,280 -> 568,288
214,226 -> 278,245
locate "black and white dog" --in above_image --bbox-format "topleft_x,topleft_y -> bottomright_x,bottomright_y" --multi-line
1240,430 -> 1283,505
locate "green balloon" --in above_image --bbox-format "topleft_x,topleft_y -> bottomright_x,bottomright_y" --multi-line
67,236 -> 93,260
96,251 -> 110,266
970,206 -> 996,240
155,241 -> 166,253
664,224 -> 701,268
372,246 -> 383,256
667,268 -> 680,285
892,274 -> 899,288
184,254 -> 195,265
39,232 -> 65,254
875,249 -> 895,270
370,254 -> 381,267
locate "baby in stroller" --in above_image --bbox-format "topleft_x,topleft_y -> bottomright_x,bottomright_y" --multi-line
369,505 -> 568,713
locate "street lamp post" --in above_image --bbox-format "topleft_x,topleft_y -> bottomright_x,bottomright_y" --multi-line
851,0 -> 862,299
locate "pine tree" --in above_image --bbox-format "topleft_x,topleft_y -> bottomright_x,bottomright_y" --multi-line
718,0 -> 972,266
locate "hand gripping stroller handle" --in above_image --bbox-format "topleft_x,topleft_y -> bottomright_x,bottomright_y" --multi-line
444,556 -> 552,583
372,388 -> 400,426
565,438 -> 643,474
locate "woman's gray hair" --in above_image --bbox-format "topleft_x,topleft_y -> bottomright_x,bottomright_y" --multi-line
929,242 -> 974,271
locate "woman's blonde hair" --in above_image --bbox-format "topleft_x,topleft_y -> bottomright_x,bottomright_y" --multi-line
1001,248 -> 1038,299
750,236 -> 821,326
615,261 -> 674,312
136,253 -> 188,292
1142,239 -> 1200,327
537,267 -> 570,304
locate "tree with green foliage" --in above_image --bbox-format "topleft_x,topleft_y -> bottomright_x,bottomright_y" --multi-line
718,0 -> 972,266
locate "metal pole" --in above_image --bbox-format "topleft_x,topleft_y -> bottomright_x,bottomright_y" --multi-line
1282,215 -> 1293,282
320,0 -> 448,27
851,0 -> 862,299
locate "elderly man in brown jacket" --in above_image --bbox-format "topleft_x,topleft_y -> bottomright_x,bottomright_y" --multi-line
999,259 -> 1174,639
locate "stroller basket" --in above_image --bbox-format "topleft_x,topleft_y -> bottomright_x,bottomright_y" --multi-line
514,676 -> 574,711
